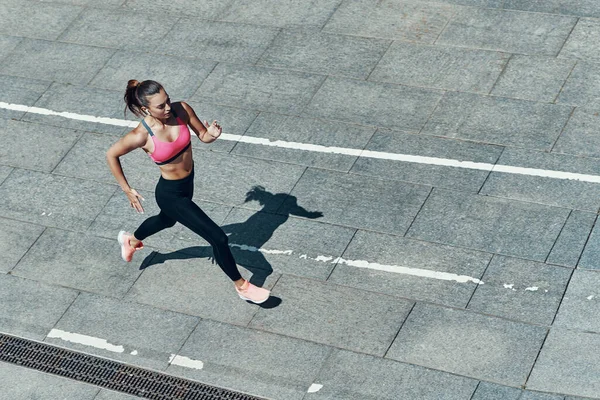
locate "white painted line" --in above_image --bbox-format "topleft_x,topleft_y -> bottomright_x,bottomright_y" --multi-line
5,101 -> 600,184
47,329 -> 124,353
308,383 -> 323,393
169,354 -> 204,370
525,286 -> 539,292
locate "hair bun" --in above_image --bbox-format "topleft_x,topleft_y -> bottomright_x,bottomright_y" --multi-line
127,79 -> 140,89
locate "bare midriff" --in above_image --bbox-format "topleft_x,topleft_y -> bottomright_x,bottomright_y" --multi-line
157,146 -> 194,180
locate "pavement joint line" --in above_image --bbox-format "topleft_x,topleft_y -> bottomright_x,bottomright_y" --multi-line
4,101 -> 600,184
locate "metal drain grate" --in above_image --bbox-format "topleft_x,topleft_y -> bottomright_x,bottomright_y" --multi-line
0,333 -> 266,400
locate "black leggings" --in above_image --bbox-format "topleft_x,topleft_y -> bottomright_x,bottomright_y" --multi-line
134,169 -> 242,282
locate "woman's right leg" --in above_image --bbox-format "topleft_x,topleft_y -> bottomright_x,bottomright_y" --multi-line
133,211 -> 176,241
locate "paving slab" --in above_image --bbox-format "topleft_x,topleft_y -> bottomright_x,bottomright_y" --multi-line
94,389 -> 141,400
0,273 -> 78,341
521,391 -> 566,400
471,382 -> 522,400
304,349 -> 478,400
249,274 -> 413,356
89,50 -> 216,100
278,168 -> 431,235
323,0 -> 459,43
0,74 -> 51,120
193,63 -> 326,115
57,8 -> 178,51
0,39 -> 116,85
0,168 -> 117,231
491,55 -> 575,102
437,8 -> 577,56
467,255 -> 571,325
527,328 -> 600,399
553,269 -> 600,332
0,0 -> 83,40
547,211 -> 596,267
303,77 -> 443,132
328,229 -> 490,308
0,35 -> 21,62
0,119 -> 80,172
12,228 -> 143,298
556,62 -> 600,107
47,292 -> 199,370
232,114 -> 375,171
369,42 -> 508,93
0,217 -> 45,273
480,148 -> 600,211
0,165 -> 10,185
162,18 -> 281,65
0,362 -> 99,400
407,188 -> 569,261
167,319 -> 331,400
257,29 -> 390,79
386,303 -> 548,386
125,255 -> 279,326
221,0 -> 342,28
350,129 -> 502,192
123,0 -> 235,18
422,92 -> 573,150
553,106 -> 600,157
505,0 -> 600,18
578,221 -> 600,270
559,18 -> 600,63
43,0 -> 125,6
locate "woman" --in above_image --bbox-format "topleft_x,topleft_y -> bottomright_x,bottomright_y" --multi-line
106,79 -> 270,304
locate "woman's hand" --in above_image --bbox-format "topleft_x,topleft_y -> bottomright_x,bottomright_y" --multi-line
126,188 -> 145,213
204,120 -> 222,140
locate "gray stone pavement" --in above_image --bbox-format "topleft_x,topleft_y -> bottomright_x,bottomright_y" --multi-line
1,0 -> 600,399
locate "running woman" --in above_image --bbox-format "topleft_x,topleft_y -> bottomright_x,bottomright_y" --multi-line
106,79 -> 270,304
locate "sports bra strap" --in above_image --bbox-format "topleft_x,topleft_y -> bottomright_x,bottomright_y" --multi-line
141,119 -> 154,136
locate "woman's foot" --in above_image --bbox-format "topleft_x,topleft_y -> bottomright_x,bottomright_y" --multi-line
235,280 -> 270,304
117,231 -> 143,262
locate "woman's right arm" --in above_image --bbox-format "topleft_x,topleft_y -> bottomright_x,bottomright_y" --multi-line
106,127 -> 148,213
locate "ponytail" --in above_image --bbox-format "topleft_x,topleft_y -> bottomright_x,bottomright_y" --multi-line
123,79 -> 164,117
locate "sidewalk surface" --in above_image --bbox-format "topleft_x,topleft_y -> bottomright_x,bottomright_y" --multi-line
1,0 -> 600,399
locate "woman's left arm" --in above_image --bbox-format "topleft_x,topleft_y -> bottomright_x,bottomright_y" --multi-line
180,101 -> 222,143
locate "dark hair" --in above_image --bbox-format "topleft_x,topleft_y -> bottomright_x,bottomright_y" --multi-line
124,79 -> 164,117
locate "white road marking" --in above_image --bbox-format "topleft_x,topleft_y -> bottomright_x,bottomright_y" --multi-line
525,286 -> 539,291
4,101 -> 600,183
169,354 -> 204,370
47,329 -> 124,353
308,383 -> 323,393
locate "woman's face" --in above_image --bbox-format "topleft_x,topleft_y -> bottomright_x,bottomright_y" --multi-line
144,89 -> 171,119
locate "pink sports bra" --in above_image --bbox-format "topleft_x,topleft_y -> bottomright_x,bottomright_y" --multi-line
141,110 -> 191,165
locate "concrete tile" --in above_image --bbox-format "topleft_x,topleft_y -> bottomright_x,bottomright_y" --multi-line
323,0 -> 458,43
125,255 -> 279,326
221,207 -> 355,281
163,18 -> 280,64
578,221 -> 600,270
305,349 -> 478,400
0,217 -> 45,273
553,269 -> 600,331
304,77 -> 443,132
557,62 -> 600,107
95,390 -> 141,400
47,292 -> 199,370
467,255 -> 571,325
329,230 -> 490,308
123,0 -> 235,18
0,74 -> 51,120
232,114 -> 375,171
0,273 -> 78,340
437,8 -> 576,55
0,166 -> 10,186
193,63 -> 326,115
386,303 -> 547,386
257,29 -> 391,79
167,319 -> 331,400
58,8 -> 178,50
0,39 -> 116,85
425,0 -> 502,5
41,0 -> 125,5
559,18 -> 600,63
12,228 -> 143,297
548,211 -> 596,267
222,0 -> 342,28
369,42 -> 508,93
480,148 -> 600,211
422,92 -> 573,150
553,107 -> 600,157
527,328 -> 600,399
491,55 -> 575,102
471,382 -> 521,400
406,189 -> 569,261
0,169 -> 117,231
249,275 -> 413,356
0,0 -> 83,40
521,391 -> 566,400
0,119 -> 80,172
89,50 -> 215,100
0,35 -> 21,62
0,362 -> 99,400
279,168 -> 430,235
505,0 -> 600,18
350,129 -> 502,192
